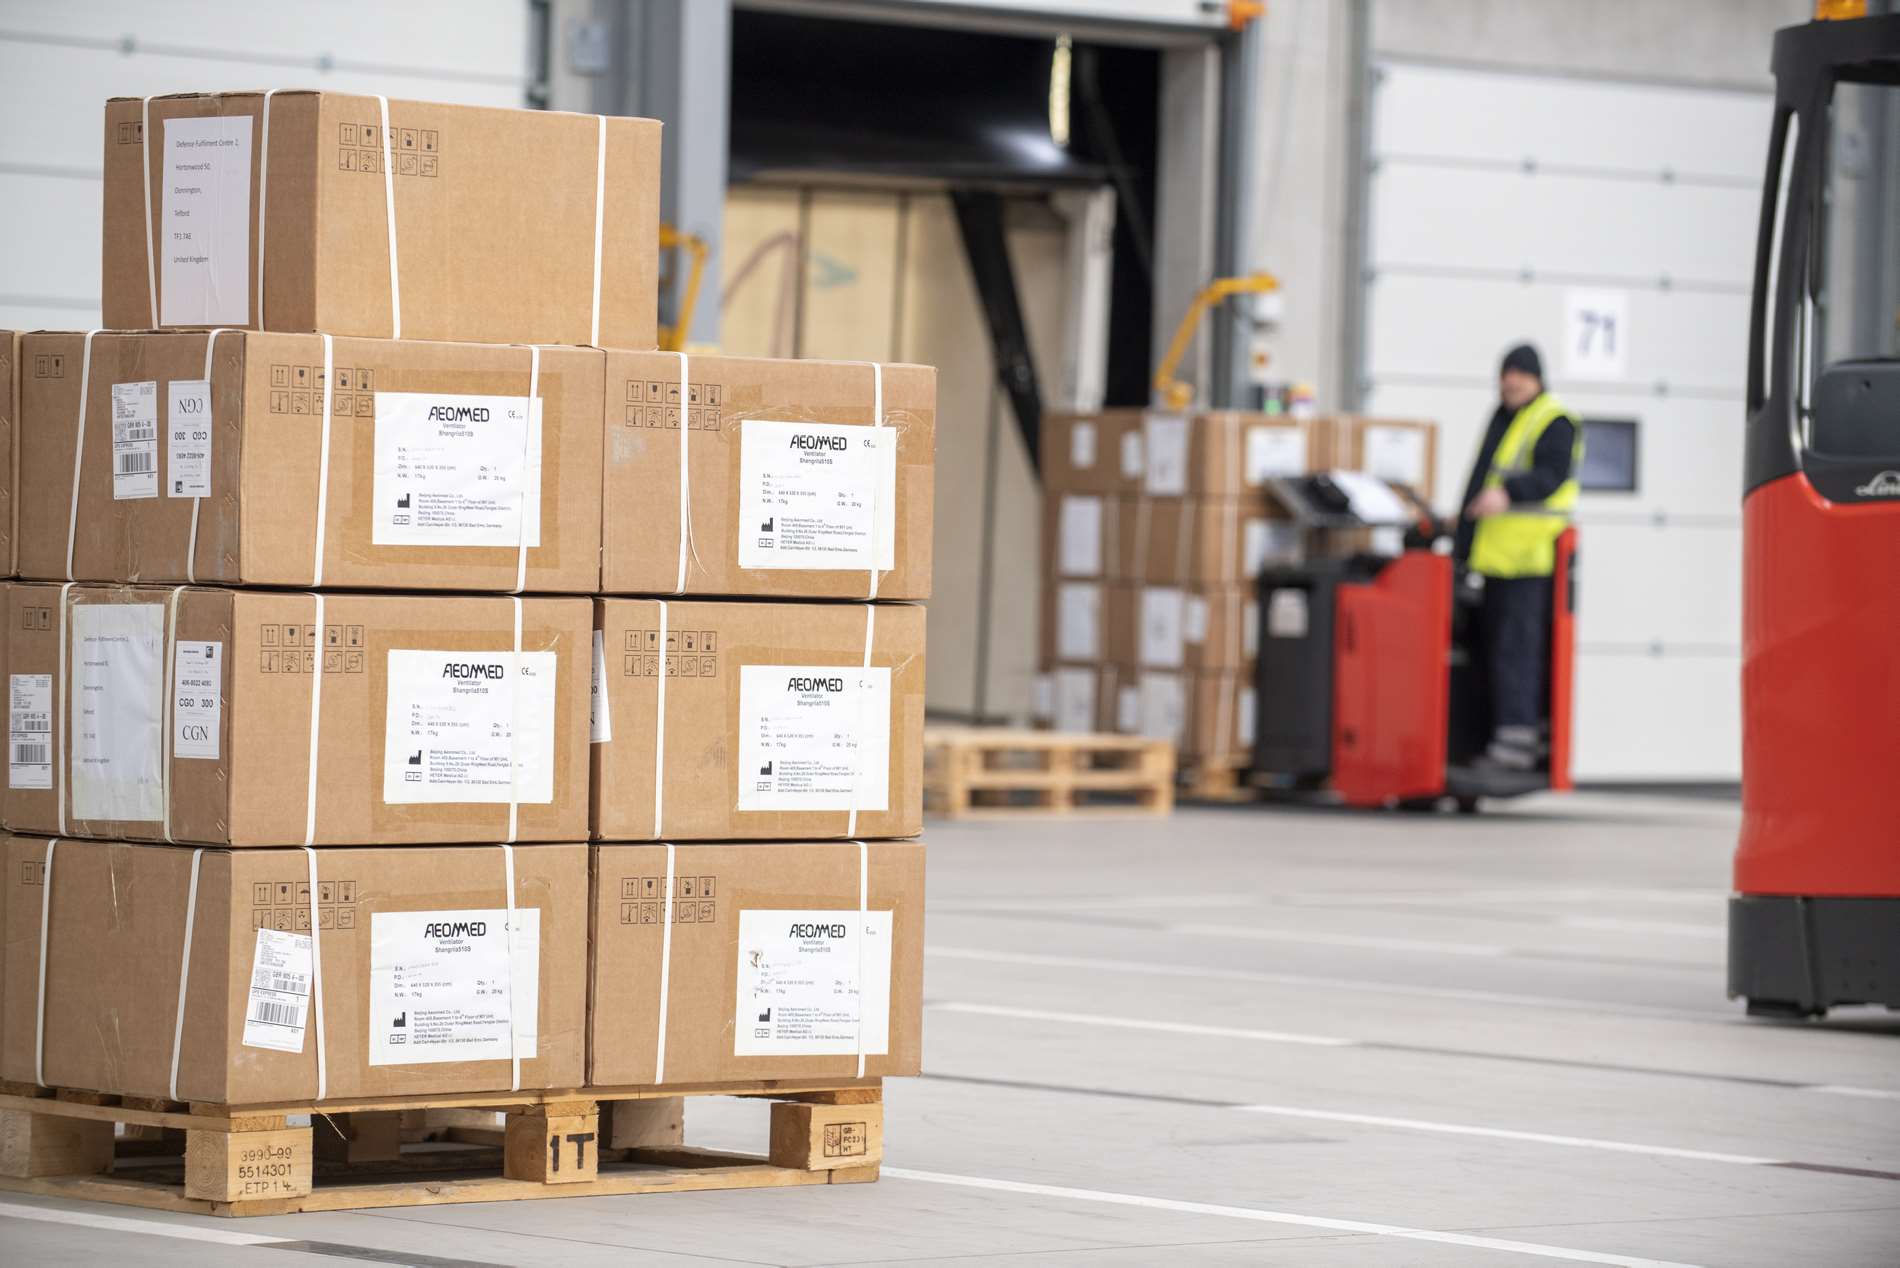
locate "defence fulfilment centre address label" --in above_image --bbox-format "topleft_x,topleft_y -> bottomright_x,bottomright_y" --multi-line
737,420 -> 896,571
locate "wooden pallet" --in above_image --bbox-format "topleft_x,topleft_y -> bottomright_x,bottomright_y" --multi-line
1179,757 -> 1261,803
0,1077 -> 882,1216
923,727 -> 1174,819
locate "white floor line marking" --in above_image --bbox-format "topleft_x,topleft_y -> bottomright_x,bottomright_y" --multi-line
1806,1084 -> 1900,1101
1231,1104 -> 1780,1166
0,1199 -> 283,1245
1284,888 -> 1713,909
934,893 -> 1258,914
1559,916 -> 1727,940
927,944 -> 1732,1021
1171,921 -> 1512,958
881,1167 -> 1702,1267
931,1002 -> 1355,1047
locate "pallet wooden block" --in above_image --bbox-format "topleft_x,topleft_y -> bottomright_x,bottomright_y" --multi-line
0,1077 -> 884,1216
923,726 -> 1174,819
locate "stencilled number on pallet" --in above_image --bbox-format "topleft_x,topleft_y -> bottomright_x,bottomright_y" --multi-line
548,1130 -> 596,1172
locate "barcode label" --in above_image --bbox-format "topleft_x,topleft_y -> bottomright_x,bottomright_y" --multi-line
111,380 -> 159,500
241,926 -> 313,1053
8,673 -> 52,790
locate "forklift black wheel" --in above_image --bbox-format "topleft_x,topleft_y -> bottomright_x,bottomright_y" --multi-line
1455,796 -> 1481,815
1396,797 -> 1443,813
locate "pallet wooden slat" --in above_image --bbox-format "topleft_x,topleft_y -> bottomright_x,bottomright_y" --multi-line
923,727 -> 1174,819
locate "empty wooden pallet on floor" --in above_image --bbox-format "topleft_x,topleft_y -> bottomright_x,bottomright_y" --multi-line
923,727 -> 1174,819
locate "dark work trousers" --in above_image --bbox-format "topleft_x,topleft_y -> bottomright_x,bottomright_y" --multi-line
1480,575 -> 1553,733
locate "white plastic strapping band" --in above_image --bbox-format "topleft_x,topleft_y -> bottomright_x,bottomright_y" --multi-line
651,600 -> 669,837
187,329 -> 229,582
500,842 -> 520,1092
844,603 -> 876,839
161,584 -> 186,843
302,845 -> 327,1100
303,592 -> 325,847
167,847 -> 204,1101
853,838 -> 868,1079
590,115 -> 606,347
64,330 -> 100,582
141,98 -> 157,328
673,352 -> 691,594
256,91 -> 276,327
54,582 -> 74,837
34,839 -> 57,1087
654,841 -> 676,1082
376,95 -> 401,338
507,596 -> 522,845
309,333 -> 335,585
514,346 -> 541,594
866,362 -> 884,601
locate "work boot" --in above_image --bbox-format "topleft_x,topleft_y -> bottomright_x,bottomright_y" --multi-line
1479,725 -> 1539,771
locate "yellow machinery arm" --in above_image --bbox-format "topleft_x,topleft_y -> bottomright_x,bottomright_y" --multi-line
1151,271 -> 1280,411
658,223 -> 709,352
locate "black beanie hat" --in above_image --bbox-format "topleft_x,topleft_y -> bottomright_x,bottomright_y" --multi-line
1501,343 -> 1543,381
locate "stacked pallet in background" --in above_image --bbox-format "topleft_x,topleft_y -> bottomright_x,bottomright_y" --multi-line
0,89 -> 934,1214
1031,408 -> 1436,789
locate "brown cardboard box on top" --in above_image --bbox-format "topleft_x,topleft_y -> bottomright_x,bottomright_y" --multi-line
1,835 -> 588,1103
2,584 -> 591,846
587,840 -> 924,1087
1039,582 -> 1255,674
1330,416 -> 1438,496
0,332 -> 17,577
592,599 -> 925,841
1043,493 -> 1297,585
103,93 -> 660,348
600,352 -> 934,599
16,331 -> 603,591
1043,410 -> 1328,498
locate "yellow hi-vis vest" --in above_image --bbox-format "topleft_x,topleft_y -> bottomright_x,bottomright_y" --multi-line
1469,392 -> 1582,579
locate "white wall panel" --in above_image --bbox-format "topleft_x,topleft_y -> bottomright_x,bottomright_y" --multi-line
1573,653 -> 1740,781
1572,521 -> 1740,651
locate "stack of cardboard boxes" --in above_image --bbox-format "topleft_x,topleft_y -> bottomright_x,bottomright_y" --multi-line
1033,408 -> 1434,772
0,92 -> 930,1110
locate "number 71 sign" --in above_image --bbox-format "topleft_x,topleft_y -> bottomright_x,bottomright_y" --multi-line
1564,289 -> 1629,381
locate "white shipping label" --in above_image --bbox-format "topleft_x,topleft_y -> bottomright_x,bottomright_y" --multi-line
1243,602 -> 1260,658
70,603 -> 165,823
110,381 -> 159,500
1070,421 -> 1097,470
166,379 -> 213,498
1245,427 -> 1307,483
8,674 -> 52,790
738,420 -> 897,571
382,650 -> 558,805
1053,668 -> 1096,733
1268,588 -> 1310,639
1137,674 -> 1186,743
1058,496 -> 1103,576
1184,596 -> 1209,644
1239,686 -> 1258,747
242,927 -> 312,1053
1143,415 -> 1189,495
1116,685 -> 1138,732
172,640 -> 223,760
1139,588 -> 1185,669
1057,583 -> 1102,661
159,114 -> 254,327
1030,673 -> 1054,722
1243,519 -> 1270,574
373,392 -> 544,547
589,630 -> 612,743
370,908 -> 541,1065
734,909 -> 892,1057
1371,526 -> 1406,557
1361,425 -> 1427,488
736,665 -> 892,812
1119,430 -> 1145,479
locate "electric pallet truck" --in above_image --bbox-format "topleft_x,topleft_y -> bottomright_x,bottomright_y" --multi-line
1728,6 -> 1900,1017
1250,476 -> 1575,812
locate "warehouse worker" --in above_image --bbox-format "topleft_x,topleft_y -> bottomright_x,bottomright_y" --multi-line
1456,343 -> 1582,772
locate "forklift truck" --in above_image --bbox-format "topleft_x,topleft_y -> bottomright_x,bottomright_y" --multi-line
1251,476 -> 1576,811
1728,7 -> 1900,1017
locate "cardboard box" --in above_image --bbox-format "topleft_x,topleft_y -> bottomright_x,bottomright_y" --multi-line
592,599 -> 925,840
1,835 -> 587,1103
3,584 -> 591,845
600,352 -> 934,599
1043,410 -> 1327,498
1041,582 -> 1256,673
1044,493 -> 1295,585
17,331 -> 604,591
0,332 -> 16,577
1034,662 -> 1251,764
1331,416 -> 1438,496
587,839 -> 924,1086
104,93 -> 660,348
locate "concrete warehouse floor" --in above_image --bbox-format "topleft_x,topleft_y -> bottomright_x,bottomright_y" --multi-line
2,792 -> 1897,1266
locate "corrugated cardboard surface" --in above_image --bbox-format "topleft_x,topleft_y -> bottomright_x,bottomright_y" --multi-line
0,332 -> 16,577
588,840 -> 923,1087
1035,661 -> 1251,764
1043,493 -> 1288,586
1331,416 -> 1439,496
102,93 -> 660,348
2,584 -> 591,845
1044,410 -> 1330,498
592,599 -> 925,840
1040,583 -> 1255,674
600,352 -> 935,599
1,836 -> 587,1104
16,332 -> 603,590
